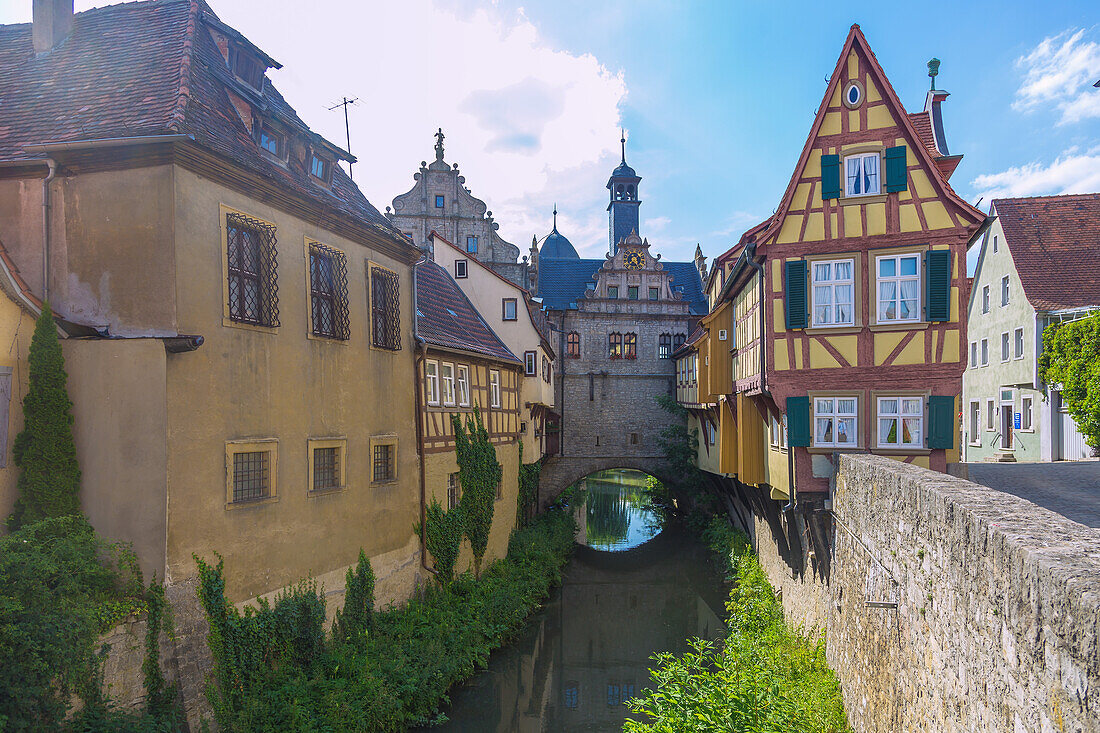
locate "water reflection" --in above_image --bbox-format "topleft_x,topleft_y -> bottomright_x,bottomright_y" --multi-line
421,518 -> 727,731
580,470 -> 660,551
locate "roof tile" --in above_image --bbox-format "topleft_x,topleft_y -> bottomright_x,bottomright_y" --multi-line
415,259 -> 520,363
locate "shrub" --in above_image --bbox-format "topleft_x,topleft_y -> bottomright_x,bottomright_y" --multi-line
1038,313 -> 1100,449
7,303 -> 82,529
333,549 -> 375,644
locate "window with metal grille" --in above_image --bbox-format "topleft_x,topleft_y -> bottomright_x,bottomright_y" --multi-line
373,443 -> 394,482
447,472 -> 461,509
567,331 -> 580,358
659,333 -> 672,359
628,286 -> 639,300
624,332 -> 637,359
309,244 -> 349,339
313,447 -> 339,491
232,451 -> 269,503
226,213 -> 279,327
371,267 -> 401,350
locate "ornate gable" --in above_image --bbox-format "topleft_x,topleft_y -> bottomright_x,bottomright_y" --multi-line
761,25 -> 983,249
578,231 -> 689,313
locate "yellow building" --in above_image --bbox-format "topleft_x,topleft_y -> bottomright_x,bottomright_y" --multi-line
414,258 -> 524,573
0,1 -> 424,606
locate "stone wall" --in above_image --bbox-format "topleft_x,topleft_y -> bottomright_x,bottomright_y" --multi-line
750,454 -> 1100,733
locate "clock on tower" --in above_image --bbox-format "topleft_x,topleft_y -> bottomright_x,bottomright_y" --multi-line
623,249 -> 645,271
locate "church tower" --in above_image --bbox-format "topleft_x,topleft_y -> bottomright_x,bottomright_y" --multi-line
607,131 -> 641,255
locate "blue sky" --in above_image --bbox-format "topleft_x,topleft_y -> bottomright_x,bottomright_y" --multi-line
3,1 -> 1098,268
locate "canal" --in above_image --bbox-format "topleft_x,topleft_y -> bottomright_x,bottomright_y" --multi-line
422,469 -> 729,732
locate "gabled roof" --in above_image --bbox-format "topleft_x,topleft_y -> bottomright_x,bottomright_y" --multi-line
671,325 -> 706,359
415,259 -> 520,364
0,0 -> 398,238
535,256 -> 708,315
993,194 -> 1100,312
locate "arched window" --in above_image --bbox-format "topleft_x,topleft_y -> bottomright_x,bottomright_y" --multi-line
567,331 -> 580,359
608,332 -> 623,359
659,333 -> 672,359
673,333 -> 686,350
624,332 -> 637,360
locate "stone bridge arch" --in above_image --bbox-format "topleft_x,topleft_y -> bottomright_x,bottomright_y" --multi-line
537,455 -> 678,509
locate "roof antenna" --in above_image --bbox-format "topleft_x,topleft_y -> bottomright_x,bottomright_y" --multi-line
927,58 -> 940,91
327,96 -> 359,179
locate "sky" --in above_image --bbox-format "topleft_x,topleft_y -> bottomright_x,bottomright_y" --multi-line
2,0 -> 1099,268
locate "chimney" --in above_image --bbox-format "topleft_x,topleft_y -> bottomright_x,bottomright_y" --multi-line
33,0 -> 74,55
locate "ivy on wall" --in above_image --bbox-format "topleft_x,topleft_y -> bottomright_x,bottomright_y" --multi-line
1039,313 -> 1100,450
517,442 -> 541,529
452,407 -> 502,577
420,499 -> 464,584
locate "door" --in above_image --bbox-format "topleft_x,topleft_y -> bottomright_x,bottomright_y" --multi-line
1056,391 -> 1090,460
1000,389 -> 1014,450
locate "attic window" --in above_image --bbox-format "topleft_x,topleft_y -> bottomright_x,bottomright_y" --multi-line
228,45 -> 264,90
842,80 -> 864,109
310,154 -> 332,184
257,125 -> 285,159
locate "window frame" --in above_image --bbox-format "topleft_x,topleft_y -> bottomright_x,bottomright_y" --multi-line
502,298 -> 518,321
425,360 -> 440,406
524,350 -> 537,376
624,332 -> 637,360
309,153 -> 332,185
455,260 -> 468,279
970,341 -> 977,368
992,235 -> 999,253
843,151 -> 881,197
608,285 -> 619,299
648,287 -> 659,301
369,264 -> 402,351
609,332 -> 623,359
982,285 -> 990,314
1014,328 -> 1025,360
447,472 -> 461,509
875,395 -> 925,449
874,252 -> 921,324
627,285 -> 639,300
810,258 -> 856,327
1001,276 -> 1010,307
441,362 -> 456,406
223,208 -> 279,330
489,370 -> 501,408
969,401 -> 981,445
307,437 -> 347,495
466,236 -> 478,254
370,435 -> 398,484
307,241 -> 350,341
812,395 -> 859,449
567,331 -> 580,359
981,338 -> 989,366
1001,332 -> 1010,362
225,439 -> 278,508
257,124 -> 286,160
455,365 -> 470,407
435,194 -> 445,208
659,333 -> 672,359
1021,396 -> 1034,431
986,399 -> 995,430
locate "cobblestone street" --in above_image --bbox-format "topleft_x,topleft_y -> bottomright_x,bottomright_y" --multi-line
964,461 -> 1100,528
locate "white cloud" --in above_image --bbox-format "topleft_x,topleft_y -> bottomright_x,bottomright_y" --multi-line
1013,28 -> 1100,125
970,147 -> 1100,201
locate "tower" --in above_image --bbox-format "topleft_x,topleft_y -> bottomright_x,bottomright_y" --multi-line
607,130 -> 641,255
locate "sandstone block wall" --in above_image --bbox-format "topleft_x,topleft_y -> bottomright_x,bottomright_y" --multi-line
754,454 -> 1100,733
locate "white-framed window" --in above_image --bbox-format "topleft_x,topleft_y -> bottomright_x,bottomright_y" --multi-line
524,351 -> 537,376
876,254 -> 920,323
844,152 -> 880,197
1021,396 -> 1033,431
877,396 -> 923,448
718,329 -> 728,341
969,401 -> 980,445
992,235 -> 998,253
425,360 -> 439,406
489,370 -> 501,408
811,259 -> 854,326
441,363 -> 456,406
455,260 -> 468,279
502,298 -> 517,321
814,396 -> 858,448
770,413 -> 788,449
986,399 -> 995,430
1001,332 -> 1010,362
982,285 -> 990,314
455,365 -> 470,407
981,339 -> 989,366
1014,328 -> 1024,359
1001,276 -> 1010,307
970,341 -> 977,368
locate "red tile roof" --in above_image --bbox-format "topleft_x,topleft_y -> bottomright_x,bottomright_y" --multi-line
0,0 -> 399,238
993,194 -> 1100,311
907,112 -> 939,156
415,259 -> 520,364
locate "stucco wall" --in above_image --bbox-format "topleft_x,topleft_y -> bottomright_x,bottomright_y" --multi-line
752,454 -> 1100,733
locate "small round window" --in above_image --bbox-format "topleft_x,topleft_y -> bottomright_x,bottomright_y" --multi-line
843,80 -> 864,109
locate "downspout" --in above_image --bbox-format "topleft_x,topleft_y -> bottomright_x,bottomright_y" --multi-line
42,158 -> 57,303
412,255 -> 436,577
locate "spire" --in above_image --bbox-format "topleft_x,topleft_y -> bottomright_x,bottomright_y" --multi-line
434,127 -> 445,161
553,204 -> 558,231
620,128 -> 626,164
927,58 -> 940,91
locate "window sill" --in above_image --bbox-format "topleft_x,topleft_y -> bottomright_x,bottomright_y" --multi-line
807,324 -> 862,334
222,317 -> 279,334
807,446 -> 863,454
840,192 -> 887,205
868,322 -> 928,332
308,486 -> 346,497
225,495 -> 279,511
307,332 -> 351,344
871,447 -> 931,455
371,478 -> 399,487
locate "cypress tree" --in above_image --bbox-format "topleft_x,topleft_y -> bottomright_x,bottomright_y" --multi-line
7,303 -> 81,529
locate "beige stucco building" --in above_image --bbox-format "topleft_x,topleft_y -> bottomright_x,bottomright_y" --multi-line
0,0 -> 424,605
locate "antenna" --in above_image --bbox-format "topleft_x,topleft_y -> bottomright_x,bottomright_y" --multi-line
327,96 -> 360,179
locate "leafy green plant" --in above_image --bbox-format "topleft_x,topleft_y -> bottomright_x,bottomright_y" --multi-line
1039,313 -> 1100,449
453,407 -> 502,576
333,549 -> 375,644
421,498 -> 464,584
7,303 -> 82,529
516,442 -> 541,528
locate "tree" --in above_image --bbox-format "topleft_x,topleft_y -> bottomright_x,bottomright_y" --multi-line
8,303 -> 81,529
453,407 -> 502,577
1038,313 -> 1100,449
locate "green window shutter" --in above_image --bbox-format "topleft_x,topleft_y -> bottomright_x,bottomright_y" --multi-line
784,260 -> 808,329
820,154 -> 841,200
927,395 -> 955,449
787,396 -> 811,447
884,145 -> 908,192
925,249 -> 951,322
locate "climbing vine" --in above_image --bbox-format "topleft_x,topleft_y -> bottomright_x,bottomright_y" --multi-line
452,407 -> 502,576
420,499 -> 464,584
517,442 -> 541,529
1039,313 -> 1100,449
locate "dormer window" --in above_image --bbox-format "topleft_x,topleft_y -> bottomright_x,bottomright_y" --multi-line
310,154 -> 332,185
228,45 -> 264,90
257,125 -> 285,159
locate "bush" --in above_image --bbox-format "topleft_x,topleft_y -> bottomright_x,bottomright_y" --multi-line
333,549 -> 375,644
1039,313 -> 1100,449
196,506 -> 577,731
7,303 -> 82,529
625,517 -> 848,733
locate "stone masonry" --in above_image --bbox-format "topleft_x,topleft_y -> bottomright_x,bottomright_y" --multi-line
748,454 -> 1100,733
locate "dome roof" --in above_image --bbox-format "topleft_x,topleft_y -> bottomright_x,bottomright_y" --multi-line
540,206 -> 579,259
611,160 -> 637,178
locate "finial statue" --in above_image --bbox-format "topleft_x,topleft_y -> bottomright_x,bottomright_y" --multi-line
927,58 -> 940,91
434,127 -> 445,161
